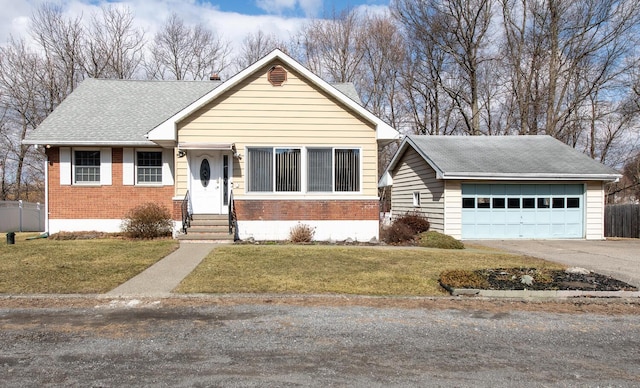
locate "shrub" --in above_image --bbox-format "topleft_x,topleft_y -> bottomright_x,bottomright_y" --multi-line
290,223 -> 315,243
418,231 -> 465,249
381,222 -> 415,244
122,203 -> 173,239
395,212 -> 430,234
439,269 -> 490,289
381,212 -> 430,244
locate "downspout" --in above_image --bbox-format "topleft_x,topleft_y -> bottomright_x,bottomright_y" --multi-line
44,148 -> 49,234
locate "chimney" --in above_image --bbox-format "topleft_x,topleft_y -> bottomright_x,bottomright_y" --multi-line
210,73 -> 221,81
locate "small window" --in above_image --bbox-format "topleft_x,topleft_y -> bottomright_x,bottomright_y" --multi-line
74,150 -> 100,183
477,197 -> 490,208
522,198 -> 535,209
508,198 -> 520,209
462,198 -> 475,208
413,192 -> 421,207
493,198 -> 505,209
137,151 -> 162,183
537,197 -> 551,208
552,198 -> 565,208
567,198 -> 580,208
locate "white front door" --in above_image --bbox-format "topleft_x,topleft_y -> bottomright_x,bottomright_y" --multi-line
190,152 -> 224,214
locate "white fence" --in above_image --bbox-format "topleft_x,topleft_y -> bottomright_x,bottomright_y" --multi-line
0,201 -> 45,232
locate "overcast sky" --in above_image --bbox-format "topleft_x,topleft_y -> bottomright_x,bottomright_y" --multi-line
0,0 -> 390,54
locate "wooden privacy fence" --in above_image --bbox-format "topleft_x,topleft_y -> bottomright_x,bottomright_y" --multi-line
605,204 -> 640,238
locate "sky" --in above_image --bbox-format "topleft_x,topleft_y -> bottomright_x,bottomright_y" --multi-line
0,0 -> 390,54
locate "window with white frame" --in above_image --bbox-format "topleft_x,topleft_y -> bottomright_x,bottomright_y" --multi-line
247,146 -> 360,193
275,148 -> 301,192
136,151 -> 162,183
308,148 -> 360,192
74,150 -> 100,183
413,191 -> 421,207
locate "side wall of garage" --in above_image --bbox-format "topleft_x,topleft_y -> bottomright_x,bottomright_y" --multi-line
585,181 -> 606,240
390,148 -> 445,232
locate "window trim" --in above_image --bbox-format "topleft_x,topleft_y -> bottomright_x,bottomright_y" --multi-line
72,148 -> 102,185
246,146 -> 363,195
413,191 -> 421,207
135,149 -> 163,185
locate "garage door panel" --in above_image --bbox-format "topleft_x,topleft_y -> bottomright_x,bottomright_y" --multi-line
461,184 -> 584,239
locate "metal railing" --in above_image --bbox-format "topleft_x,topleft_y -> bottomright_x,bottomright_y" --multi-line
181,191 -> 192,234
228,190 -> 239,240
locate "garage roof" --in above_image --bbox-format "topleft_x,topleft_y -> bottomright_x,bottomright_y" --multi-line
382,135 -> 621,183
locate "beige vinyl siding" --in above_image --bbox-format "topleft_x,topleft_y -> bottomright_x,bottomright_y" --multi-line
175,60 -> 378,197
443,180 -> 462,239
585,181 -> 605,240
390,148 -> 445,232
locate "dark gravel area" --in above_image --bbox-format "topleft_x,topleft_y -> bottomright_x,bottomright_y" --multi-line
477,268 -> 638,291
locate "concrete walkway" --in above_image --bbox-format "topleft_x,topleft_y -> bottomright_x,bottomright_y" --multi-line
105,242 -> 219,297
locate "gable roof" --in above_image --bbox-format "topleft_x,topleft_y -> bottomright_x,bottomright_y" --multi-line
146,49 -> 399,146
23,78 -> 221,146
381,135 -> 621,185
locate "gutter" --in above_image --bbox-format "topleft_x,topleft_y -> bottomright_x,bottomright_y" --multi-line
22,140 -> 158,146
439,172 -> 622,182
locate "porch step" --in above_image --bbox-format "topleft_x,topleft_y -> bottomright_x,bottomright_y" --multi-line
179,213 -> 234,242
177,232 -> 233,242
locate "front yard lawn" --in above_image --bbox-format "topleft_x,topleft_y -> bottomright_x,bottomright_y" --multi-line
176,245 -> 564,296
0,233 -> 177,293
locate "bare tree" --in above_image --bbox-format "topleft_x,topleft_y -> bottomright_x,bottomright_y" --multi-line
235,30 -> 287,70
393,0 -> 494,135
30,3 -> 84,102
0,38 -> 50,200
83,5 -> 145,79
499,0 -> 640,163
145,13 -> 231,80
359,12 -> 405,127
296,9 -> 365,83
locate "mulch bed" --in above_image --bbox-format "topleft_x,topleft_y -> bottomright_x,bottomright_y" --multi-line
473,268 -> 638,291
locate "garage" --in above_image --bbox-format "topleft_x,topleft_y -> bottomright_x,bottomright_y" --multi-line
461,183 -> 584,239
381,135 -> 621,240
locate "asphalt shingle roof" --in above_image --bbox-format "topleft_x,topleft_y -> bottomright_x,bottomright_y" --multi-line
24,78 -> 221,146
24,78 -> 364,146
404,135 -> 620,180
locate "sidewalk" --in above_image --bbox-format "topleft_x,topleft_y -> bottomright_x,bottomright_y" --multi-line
105,242 -> 220,297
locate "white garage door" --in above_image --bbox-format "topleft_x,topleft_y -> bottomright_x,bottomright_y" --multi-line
461,184 -> 584,239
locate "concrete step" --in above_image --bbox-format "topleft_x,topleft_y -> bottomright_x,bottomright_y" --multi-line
191,214 -> 228,221
177,232 -> 234,242
188,225 -> 230,233
190,218 -> 228,227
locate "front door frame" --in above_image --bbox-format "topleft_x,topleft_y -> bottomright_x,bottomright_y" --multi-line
187,151 -> 231,215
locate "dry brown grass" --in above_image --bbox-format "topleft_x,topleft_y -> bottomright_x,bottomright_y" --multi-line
176,245 -> 563,296
0,233 -> 177,293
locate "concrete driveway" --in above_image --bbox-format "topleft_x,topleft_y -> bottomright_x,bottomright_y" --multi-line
469,239 -> 640,288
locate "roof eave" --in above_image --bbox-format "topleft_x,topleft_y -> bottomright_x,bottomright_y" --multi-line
23,140 -> 159,147
440,173 -> 622,181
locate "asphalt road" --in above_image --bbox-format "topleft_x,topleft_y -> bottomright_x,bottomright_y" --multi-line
1,300 -> 639,387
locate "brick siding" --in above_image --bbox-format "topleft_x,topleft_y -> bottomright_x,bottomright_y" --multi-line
47,148 -> 176,220
235,199 -> 379,221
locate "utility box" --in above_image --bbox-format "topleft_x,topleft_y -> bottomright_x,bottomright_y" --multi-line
6,232 -> 15,245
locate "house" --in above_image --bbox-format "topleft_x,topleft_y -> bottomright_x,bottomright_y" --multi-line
23,49 -> 399,241
379,135 -> 621,240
